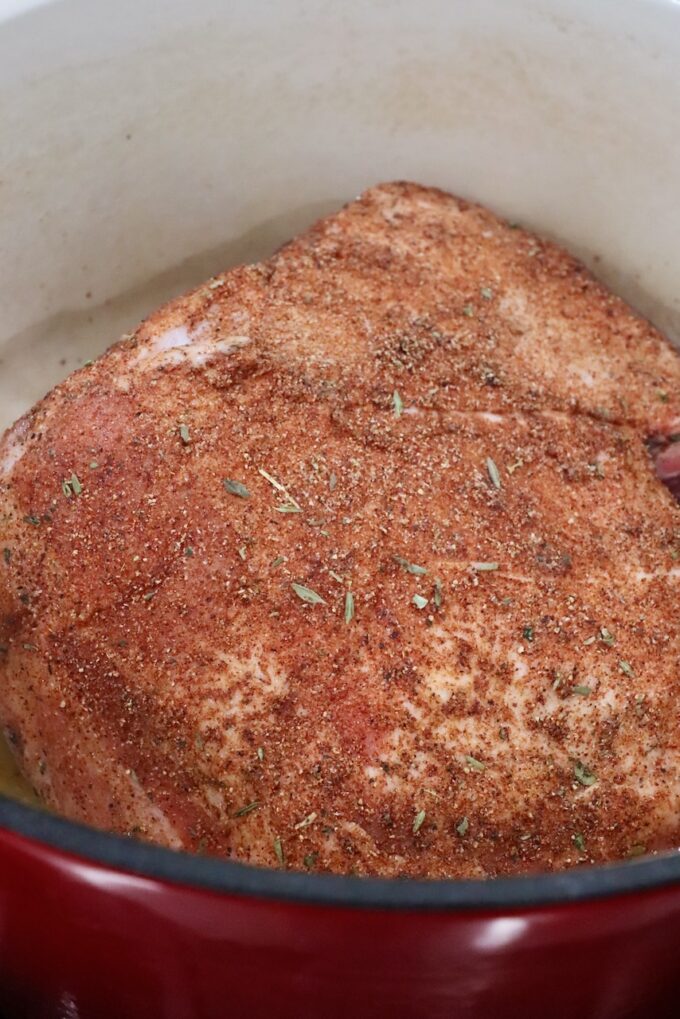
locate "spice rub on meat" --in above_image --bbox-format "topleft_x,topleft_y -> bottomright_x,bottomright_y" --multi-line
1,181 -> 679,878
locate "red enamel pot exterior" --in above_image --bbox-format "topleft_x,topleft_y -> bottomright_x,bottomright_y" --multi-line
0,802 -> 679,1018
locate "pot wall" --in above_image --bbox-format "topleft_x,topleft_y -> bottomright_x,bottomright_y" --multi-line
0,826 -> 679,1019
1,0 -> 679,427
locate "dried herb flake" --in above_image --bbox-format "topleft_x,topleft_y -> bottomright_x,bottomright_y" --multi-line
574,761 -> 597,787
233,801 -> 260,818
292,583 -> 326,606
486,457 -> 502,489
413,809 -> 426,834
393,555 -> 427,576
223,479 -> 250,499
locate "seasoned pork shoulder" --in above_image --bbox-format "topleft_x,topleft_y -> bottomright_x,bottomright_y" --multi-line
1,182 -> 679,877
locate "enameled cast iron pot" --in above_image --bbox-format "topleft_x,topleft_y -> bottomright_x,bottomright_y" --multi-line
1,1 -> 679,1016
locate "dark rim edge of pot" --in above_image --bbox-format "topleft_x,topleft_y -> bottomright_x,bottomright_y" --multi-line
0,796 -> 678,911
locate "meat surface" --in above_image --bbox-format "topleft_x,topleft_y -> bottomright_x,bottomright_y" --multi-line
1,181 -> 679,878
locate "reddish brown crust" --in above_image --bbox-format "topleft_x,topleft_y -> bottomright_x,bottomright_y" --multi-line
0,181 -> 679,877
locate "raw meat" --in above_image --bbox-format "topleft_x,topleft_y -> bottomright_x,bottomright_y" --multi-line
1,182 -> 679,877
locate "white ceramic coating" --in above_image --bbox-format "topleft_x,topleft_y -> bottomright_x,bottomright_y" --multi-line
0,0 -> 679,433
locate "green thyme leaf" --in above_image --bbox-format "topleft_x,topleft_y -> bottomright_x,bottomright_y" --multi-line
480,287 -> 493,300
70,474 -> 82,496
486,457 -> 502,489
223,479 -> 250,499
433,578 -> 443,608
393,555 -> 427,576
573,685 -> 592,696
257,747 -> 265,762
573,833 -> 586,852
471,562 -> 499,572
619,660 -> 634,677
392,390 -> 404,418
291,583 -> 326,606
344,590 -> 355,624
276,502 -> 302,514
456,816 -> 469,837
24,515 -> 41,526
413,809 -> 426,834
271,556 -> 286,568
599,627 -> 615,646
303,852 -> 318,869
179,423 -> 191,445
233,801 -> 260,818
465,755 -> 486,772
274,837 -> 285,866
412,593 -> 428,610
574,761 -> 597,786
62,480 -> 73,498
463,304 -> 474,317
522,625 -> 534,642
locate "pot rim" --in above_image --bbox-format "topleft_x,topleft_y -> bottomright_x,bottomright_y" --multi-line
0,796 -> 678,911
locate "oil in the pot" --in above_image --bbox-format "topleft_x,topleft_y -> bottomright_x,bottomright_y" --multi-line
0,737 -> 40,805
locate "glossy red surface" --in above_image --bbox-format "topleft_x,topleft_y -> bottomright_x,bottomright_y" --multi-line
0,826 -> 678,1019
